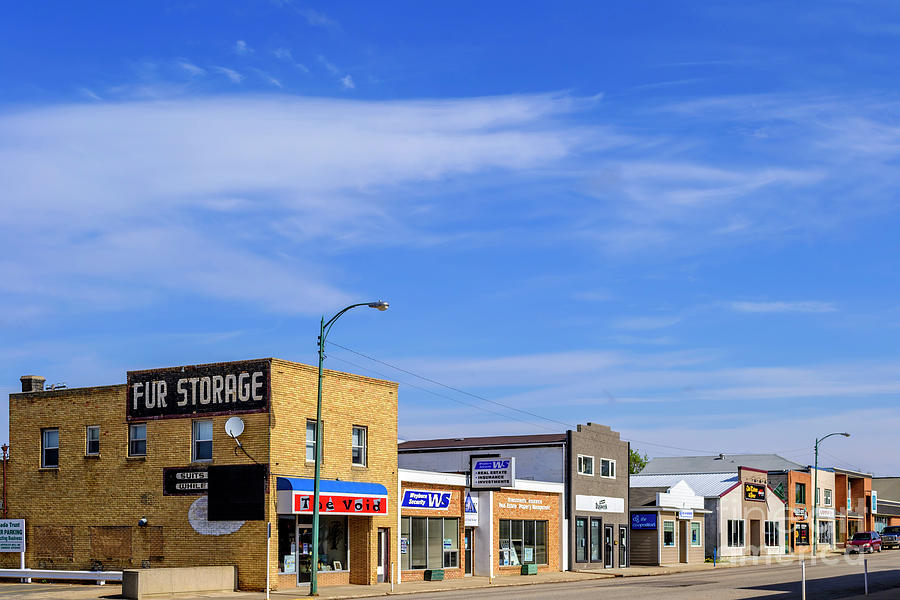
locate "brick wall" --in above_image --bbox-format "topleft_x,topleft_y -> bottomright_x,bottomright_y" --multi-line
399,481 -> 465,581
494,489 -> 561,575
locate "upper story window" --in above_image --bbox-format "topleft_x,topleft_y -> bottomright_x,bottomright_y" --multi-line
577,455 -> 594,476
352,426 -> 367,467
600,458 -> 616,479
795,483 -> 806,504
192,420 -> 213,462
824,488 -> 833,507
85,425 -> 100,456
129,423 -> 147,457
41,428 -> 59,468
306,419 -> 319,462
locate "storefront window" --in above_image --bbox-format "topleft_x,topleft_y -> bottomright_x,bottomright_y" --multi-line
575,518 -> 587,562
727,519 -> 744,547
795,523 -> 810,546
691,522 -> 701,546
663,521 -> 675,547
590,519 -> 601,561
764,521 -> 779,547
400,517 -> 458,570
278,517 -> 296,573
818,521 -> 833,545
315,515 -> 348,571
499,519 -> 548,566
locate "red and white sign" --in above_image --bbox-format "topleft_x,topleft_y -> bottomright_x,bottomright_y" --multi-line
277,491 -> 388,516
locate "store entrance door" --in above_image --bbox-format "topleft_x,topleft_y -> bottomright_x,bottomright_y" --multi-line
297,524 -> 313,584
678,521 -> 688,563
464,528 -> 474,575
377,528 -> 390,583
604,525 -> 614,568
618,526 -> 627,567
750,520 -> 761,556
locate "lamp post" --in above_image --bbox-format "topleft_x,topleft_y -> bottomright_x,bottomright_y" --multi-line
310,301 -> 388,596
812,432 -> 850,554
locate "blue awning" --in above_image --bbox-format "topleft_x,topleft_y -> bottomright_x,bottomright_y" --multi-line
276,476 -> 387,496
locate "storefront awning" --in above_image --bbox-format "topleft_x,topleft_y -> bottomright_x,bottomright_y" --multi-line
276,476 -> 389,516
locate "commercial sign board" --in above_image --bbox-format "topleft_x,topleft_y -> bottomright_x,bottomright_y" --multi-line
793,507 -> 808,519
288,493 -> 388,516
678,509 -> 694,520
401,489 -> 451,510
471,457 -> 515,489
0,519 -> 25,552
127,359 -> 270,421
464,491 -> 479,526
817,507 -> 835,519
873,491 -> 878,514
575,495 -> 625,513
631,513 -> 657,530
744,483 -> 767,502
163,466 -> 209,496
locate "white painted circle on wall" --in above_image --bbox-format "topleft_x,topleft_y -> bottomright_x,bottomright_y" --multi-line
188,496 -> 245,536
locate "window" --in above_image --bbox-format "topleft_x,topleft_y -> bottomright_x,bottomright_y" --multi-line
727,519 -> 745,547
41,428 -> 59,468
351,426 -> 367,466
663,520 -> 675,547
765,521 -> 780,547
795,483 -> 806,504
818,520 -> 833,545
85,425 -> 100,456
277,516 -> 296,574
691,522 -> 702,546
498,519 -> 547,566
824,488 -> 832,507
590,519 -> 601,561
816,487 -> 820,504
401,517 -> 458,570
306,419 -> 319,462
192,420 -> 213,462
577,455 -> 594,476
600,458 -> 616,479
575,517 -> 587,562
129,423 -> 147,456
796,523 -> 810,546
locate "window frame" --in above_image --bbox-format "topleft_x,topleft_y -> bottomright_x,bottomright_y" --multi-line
690,521 -> 702,547
85,425 -> 100,456
577,454 -> 594,476
306,419 -> 323,463
41,427 -> 59,468
351,425 -> 367,467
400,516 -> 459,570
498,519 -> 548,566
727,519 -> 745,547
824,488 -> 833,507
795,482 -> 806,504
662,520 -> 676,547
192,419 -> 213,462
764,521 -> 780,547
600,458 -> 616,479
128,423 -> 147,457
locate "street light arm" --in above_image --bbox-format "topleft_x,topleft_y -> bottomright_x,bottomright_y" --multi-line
321,302 -> 389,342
815,432 -> 850,446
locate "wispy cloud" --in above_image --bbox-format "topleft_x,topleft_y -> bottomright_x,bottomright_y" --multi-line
730,301 -> 837,313
340,75 -> 355,90
234,40 -> 252,55
176,60 -> 206,77
251,69 -> 283,88
273,47 -> 309,73
613,315 -> 682,330
212,66 -> 244,83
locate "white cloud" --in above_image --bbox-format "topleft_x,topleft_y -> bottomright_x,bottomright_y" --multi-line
0,93 -> 590,316
78,87 -> 102,101
176,60 -> 206,77
234,40 -> 252,55
340,75 -> 355,90
317,54 -> 339,76
613,315 -> 682,330
730,301 -> 837,313
252,69 -> 283,88
273,47 -> 293,61
212,66 -> 244,83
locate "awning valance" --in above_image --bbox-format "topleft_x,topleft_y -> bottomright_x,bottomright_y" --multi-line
276,476 -> 388,516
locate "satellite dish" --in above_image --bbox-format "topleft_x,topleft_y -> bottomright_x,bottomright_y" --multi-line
224,416 -> 245,439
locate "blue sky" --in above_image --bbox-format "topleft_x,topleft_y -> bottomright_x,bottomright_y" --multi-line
2,1 -> 899,474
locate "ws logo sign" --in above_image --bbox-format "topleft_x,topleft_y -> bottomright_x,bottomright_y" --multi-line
401,489 -> 452,510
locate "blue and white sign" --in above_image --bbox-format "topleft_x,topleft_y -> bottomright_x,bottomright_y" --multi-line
464,491 -> 479,526
631,513 -> 657,530
678,509 -> 694,520
471,457 -> 515,489
402,489 -> 451,510
873,491 -> 878,514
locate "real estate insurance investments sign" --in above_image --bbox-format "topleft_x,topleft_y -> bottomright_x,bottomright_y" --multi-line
127,359 -> 270,420
471,457 -> 515,489
0,519 -> 25,552
744,483 -> 767,502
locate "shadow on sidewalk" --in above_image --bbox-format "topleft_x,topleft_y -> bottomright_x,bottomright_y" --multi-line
737,568 -> 900,599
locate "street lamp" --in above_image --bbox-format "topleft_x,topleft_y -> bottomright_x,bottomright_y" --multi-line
310,301 -> 388,596
812,432 -> 850,554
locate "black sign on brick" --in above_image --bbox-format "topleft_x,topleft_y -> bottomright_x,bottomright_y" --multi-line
163,466 -> 209,496
207,464 -> 267,521
126,359 -> 270,421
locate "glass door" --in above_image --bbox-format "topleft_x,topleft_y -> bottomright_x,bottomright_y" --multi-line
464,528 -> 474,575
590,519 -> 602,563
297,524 -> 313,584
618,526 -> 627,567
604,525 -> 614,568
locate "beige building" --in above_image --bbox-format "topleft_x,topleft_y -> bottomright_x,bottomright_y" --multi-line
629,481 -> 708,566
7,358 -> 398,592
810,467 -> 837,551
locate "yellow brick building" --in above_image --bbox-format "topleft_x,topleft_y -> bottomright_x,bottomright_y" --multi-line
7,358 -> 398,591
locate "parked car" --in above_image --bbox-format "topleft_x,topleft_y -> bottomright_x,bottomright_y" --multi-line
881,526 -> 900,549
846,532 -> 882,554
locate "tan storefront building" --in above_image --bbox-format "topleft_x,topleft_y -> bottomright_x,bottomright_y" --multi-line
629,481 -> 708,566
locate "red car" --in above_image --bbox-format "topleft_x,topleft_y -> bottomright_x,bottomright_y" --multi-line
846,532 -> 882,554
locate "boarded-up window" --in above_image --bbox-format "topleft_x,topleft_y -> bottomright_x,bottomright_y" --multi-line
149,526 -> 164,560
90,526 -> 132,560
34,526 -> 74,559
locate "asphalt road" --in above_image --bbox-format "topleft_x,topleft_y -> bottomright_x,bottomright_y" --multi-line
402,552 -> 900,600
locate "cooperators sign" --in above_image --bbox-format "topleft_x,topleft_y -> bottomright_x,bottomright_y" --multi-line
127,360 -> 270,420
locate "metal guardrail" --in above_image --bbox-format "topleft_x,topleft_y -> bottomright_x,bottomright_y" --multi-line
0,568 -> 122,585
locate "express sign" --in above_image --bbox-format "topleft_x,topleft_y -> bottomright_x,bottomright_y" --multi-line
744,483 -> 767,502
127,360 -> 270,420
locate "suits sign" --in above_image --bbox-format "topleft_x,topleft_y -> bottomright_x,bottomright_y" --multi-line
127,360 -> 270,420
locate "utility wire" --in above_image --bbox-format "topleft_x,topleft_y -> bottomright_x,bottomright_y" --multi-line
327,341 -> 757,456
